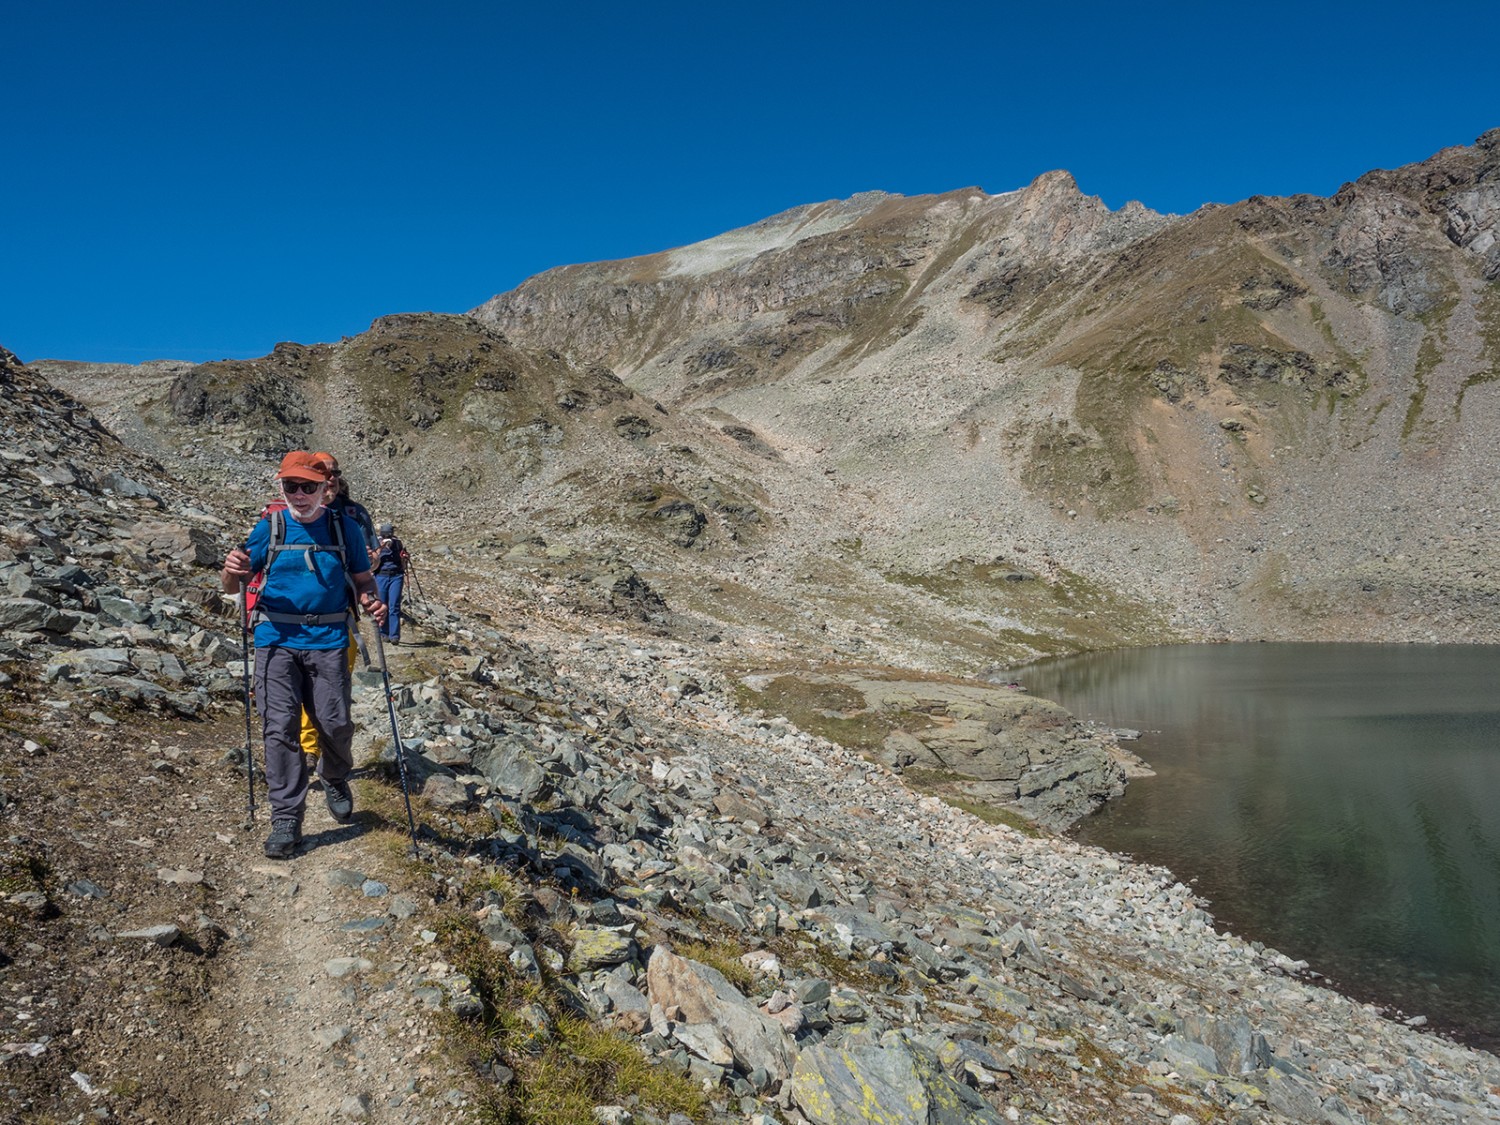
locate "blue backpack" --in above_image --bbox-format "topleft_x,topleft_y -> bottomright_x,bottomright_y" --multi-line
248,507 -> 360,628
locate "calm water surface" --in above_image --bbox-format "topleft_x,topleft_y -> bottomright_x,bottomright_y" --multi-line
1018,643 -> 1500,1051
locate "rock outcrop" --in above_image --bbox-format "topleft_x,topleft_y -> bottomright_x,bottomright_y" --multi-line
0,348 -> 232,716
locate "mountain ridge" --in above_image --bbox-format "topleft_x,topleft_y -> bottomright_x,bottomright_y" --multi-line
462,130 -> 1500,648
37,130 -> 1500,675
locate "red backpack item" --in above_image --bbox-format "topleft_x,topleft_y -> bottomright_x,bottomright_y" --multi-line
244,499 -> 288,618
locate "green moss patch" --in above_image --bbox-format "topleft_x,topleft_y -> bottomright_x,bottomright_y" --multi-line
734,673 -> 932,755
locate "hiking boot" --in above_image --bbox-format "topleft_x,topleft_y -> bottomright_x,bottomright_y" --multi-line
325,779 -> 354,823
263,818 -> 301,859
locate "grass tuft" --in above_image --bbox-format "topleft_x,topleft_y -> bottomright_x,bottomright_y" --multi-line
676,937 -> 756,992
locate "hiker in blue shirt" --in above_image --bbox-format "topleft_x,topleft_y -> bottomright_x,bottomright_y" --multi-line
221,450 -> 387,859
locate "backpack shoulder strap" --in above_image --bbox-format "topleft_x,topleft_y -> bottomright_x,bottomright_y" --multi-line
329,512 -> 359,603
249,509 -> 358,627
262,508 -> 291,565
262,509 -> 349,572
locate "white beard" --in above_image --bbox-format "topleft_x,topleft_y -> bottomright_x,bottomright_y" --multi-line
287,502 -> 326,524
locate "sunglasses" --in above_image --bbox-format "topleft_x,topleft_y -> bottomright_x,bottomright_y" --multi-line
280,480 -> 324,495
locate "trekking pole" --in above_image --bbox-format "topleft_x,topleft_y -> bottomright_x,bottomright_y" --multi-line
371,625 -> 420,852
350,615 -> 371,669
238,546 -> 257,822
406,557 -> 427,608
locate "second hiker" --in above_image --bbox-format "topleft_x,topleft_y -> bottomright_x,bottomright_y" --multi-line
372,522 -> 407,645
316,451 -> 378,546
221,450 -> 387,859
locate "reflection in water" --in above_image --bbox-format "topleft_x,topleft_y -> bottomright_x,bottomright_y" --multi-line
1020,644 -> 1500,1050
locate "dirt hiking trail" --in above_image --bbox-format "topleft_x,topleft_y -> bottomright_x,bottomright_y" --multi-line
1,638 -> 481,1124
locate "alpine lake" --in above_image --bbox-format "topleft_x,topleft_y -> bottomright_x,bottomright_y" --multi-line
1017,643 -> 1500,1053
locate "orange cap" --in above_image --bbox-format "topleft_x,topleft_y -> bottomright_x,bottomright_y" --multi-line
277,451 -> 331,482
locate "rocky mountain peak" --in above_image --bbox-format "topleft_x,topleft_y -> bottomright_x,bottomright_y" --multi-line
459,132 -> 1500,654
1006,168 -> 1165,260
1319,169 -> 1494,319
1017,167 -> 1083,201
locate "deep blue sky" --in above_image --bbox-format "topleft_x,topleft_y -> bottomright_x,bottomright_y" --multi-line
5,1 -> 1496,364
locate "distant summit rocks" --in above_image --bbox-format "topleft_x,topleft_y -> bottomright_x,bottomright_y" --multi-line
1324,128 -> 1500,306
1007,169 -> 1168,259
471,173 -> 1172,358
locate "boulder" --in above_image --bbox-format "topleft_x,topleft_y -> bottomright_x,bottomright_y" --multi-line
421,773 -> 471,811
472,737 -> 552,804
600,972 -> 651,1033
118,924 -> 182,947
100,471 -> 155,498
789,1030 -> 1006,1124
0,596 -> 78,634
645,946 -> 793,1081
98,594 -> 153,624
567,926 -> 638,972
128,519 -> 221,567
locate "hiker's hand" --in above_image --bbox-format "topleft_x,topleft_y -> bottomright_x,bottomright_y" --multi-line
223,547 -> 251,579
359,592 -> 388,628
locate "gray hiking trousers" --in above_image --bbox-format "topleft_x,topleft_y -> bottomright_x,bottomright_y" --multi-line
254,645 -> 354,824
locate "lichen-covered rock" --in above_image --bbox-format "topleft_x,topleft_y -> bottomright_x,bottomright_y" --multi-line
789,1030 -> 1006,1124
567,925 -> 638,972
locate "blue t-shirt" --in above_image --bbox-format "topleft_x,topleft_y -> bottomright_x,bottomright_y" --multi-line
247,509 -> 369,650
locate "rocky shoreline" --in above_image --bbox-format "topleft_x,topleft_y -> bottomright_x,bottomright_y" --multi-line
392,608 -> 1500,1123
